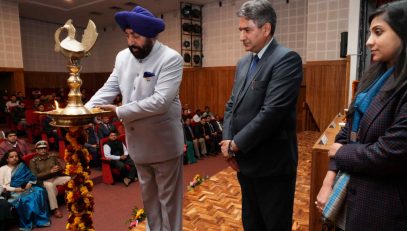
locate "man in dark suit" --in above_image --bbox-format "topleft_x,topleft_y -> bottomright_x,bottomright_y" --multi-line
97,116 -> 117,139
220,1 -> 303,230
84,123 -> 100,168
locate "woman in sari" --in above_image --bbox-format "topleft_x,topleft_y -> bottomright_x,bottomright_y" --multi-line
0,149 -> 50,231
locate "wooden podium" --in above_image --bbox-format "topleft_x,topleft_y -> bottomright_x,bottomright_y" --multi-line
309,114 -> 344,231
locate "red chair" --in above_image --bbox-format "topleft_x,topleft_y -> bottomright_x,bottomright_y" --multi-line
21,153 -> 65,196
25,109 -> 41,143
112,120 -> 125,135
99,134 -> 127,185
22,99 -> 34,109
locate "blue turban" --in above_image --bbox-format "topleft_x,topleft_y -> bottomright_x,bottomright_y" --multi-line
115,6 -> 165,38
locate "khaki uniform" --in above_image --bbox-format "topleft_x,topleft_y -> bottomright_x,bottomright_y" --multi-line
29,154 -> 70,210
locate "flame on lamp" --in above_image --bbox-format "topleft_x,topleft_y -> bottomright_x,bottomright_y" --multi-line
54,100 -> 60,110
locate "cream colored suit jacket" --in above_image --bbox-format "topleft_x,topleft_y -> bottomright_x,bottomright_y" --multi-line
86,41 -> 184,164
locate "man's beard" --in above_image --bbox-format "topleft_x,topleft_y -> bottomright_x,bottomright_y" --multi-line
129,39 -> 154,60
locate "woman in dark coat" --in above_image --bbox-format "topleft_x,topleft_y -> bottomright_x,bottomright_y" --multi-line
316,2 -> 407,231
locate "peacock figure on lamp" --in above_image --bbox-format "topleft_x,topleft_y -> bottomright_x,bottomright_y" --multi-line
51,19 -> 103,122
39,19 -> 110,230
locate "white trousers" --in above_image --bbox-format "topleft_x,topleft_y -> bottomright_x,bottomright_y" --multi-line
43,176 -> 71,210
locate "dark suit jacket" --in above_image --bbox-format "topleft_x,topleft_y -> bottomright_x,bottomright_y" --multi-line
97,123 -> 118,139
330,78 -> 407,231
223,39 -> 303,177
183,125 -> 195,141
194,123 -> 205,139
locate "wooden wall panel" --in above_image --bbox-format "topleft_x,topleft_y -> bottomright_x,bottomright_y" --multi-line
24,71 -> 110,92
181,67 -> 235,117
24,66 -> 311,129
0,67 -> 25,95
304,60 -> 348,131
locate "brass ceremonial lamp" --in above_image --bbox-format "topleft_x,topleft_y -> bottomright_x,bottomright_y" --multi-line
38,19 -> 110,230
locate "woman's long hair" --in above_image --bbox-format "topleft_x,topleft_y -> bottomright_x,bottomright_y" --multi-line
347,1 -> 407,118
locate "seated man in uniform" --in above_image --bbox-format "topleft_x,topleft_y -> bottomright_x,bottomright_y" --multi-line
29,140 -> 71,218
103,131 -> 138,186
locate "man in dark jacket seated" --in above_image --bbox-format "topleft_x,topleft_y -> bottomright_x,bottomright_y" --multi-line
103,132 -> 138,186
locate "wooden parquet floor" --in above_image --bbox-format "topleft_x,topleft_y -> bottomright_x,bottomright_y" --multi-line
134,131 -> 320,231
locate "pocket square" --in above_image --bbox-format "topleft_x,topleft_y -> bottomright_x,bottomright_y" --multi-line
143,72 -> 155,78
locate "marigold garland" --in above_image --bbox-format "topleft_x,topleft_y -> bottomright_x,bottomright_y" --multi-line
187,174 -> 209,191
64,127 -> 95,230
127,207 -> 146,230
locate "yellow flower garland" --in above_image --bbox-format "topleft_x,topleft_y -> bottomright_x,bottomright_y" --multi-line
64,127 -> 95,230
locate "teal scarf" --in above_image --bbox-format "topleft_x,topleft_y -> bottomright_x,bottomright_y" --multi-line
351,67 -> 395,142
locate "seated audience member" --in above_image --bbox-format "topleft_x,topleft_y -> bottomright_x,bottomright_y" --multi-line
94,116 -> 102,125
0,94 -> 8,116
98,116 -> 118,139
182,109 -> 191,121
183,118 -> 197,164
32,98 -> 41,110
16,92 -> 25,102
0,149 -> 50,230
84,123 -> 100,168
0,131 -> 30,159
202,116 -> 217,155
5,95 -> 19,113
192,109 -> 202,124
193,117 -> 208,158
57,88 -> 67,103
213,114 -> 223,132
31,89 -> 41,100
0,184 -> 14,231
103,132 -> 138,186
10,102 -> 27,133
201,106 -> 214,118
183,103 -> 192,116
40,111 -> 59,151
184,117 -> 204,159
29,140 -> 70,218
207,115 -> 222,153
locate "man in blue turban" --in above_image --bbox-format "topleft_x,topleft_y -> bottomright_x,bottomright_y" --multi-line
85,6 -> 184,230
